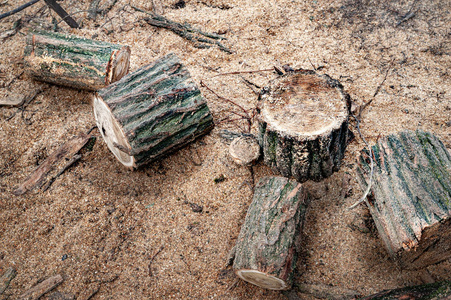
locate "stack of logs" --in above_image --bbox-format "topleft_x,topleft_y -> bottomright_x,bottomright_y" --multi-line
20,29 -> 451,297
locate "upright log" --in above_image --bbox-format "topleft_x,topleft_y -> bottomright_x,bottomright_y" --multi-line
258,69 -> 350,183
356,130 -> 451,269
232,176 -> 308,290
93,53 -> 214,168
24,30 -> 130,90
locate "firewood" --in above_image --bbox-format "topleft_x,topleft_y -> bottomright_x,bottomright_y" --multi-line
93,53 -> 214,168
258,69 -> 350,183
232,176 -> 308,290
356,130 -> 451,269
24,30 -> 130,91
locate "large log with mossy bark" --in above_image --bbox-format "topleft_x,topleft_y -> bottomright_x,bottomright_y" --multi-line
232,176 -> 308,290
258,69 -> 350,183
356,130 -> 451,269
24,30 -> 130,90
360,281 -> 451,300
93,53 -> 214,168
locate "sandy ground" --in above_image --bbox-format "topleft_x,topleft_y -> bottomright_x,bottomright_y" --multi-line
0,0 -> 450,299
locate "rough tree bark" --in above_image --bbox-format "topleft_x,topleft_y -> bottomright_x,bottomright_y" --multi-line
258,69 -> 350,183
356,130 -> 451,269
232,176 -> 308,290
93,53 -> 214,168
24,30 -> 130,90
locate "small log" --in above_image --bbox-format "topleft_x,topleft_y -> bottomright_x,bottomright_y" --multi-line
93,53 -> 214,168
19,274 -> 63,300
359,281 -> 451,300
24,30 -> 130,91
232,176 -> 308,290
258,69 -> 350,183
356,130 -> 451,269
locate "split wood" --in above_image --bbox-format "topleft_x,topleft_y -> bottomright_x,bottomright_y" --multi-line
131,5 -> 232,54
18,274 -> 63,300
13,133 -> 96,195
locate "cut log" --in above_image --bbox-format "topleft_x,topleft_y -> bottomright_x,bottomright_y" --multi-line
258,69 -> 350,182
232,176 -> 308,290
356,130 -> 451,269
24,30 -> 130,91
360,281 -> 451,300
93,53 -> 214,168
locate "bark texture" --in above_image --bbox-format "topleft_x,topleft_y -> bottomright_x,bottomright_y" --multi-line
357,130 -> 451,269
258,70 -> 350,183
93,53 -> 214,168
24,30 -> 130,90
360,281 -> 451,300
233,176 -> 308,290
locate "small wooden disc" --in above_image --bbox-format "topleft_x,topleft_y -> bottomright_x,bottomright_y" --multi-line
93,94 -> 135,168
107,46 -> 131,85
229,135 -> 261,166
236,269 -> 288,290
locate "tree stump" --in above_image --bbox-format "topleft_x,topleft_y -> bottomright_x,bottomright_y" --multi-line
258,70 -> 350,182
356,130 -> 451,269
232,176 -> 308,290
360,281 -> 451,300
24,30 -> 130,90
93,53 -> 214,168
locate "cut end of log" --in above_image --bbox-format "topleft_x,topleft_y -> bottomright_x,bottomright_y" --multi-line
107,46 -> 131,85
259,72 -> 348,138
229,135 -> 261,166
235,269 -> 288,290
93,94 -> 135,168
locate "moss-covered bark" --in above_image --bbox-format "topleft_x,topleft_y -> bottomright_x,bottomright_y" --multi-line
93,53 -> 214,168
24,30 -> 130,90
357,130 -> 451,269
233,176 -> 308,290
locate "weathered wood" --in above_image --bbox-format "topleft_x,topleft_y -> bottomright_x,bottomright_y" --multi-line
24,30 -> 130,91
19,274 -> 63,300
93,53 -> 214,168
356,130 -> 451,269
258,69 -> 350,183
229,135 -> 261,166
232,176 -> 308,290
360,281 -> 451,300
0,267 -> 16,294
13,134 -> 95,195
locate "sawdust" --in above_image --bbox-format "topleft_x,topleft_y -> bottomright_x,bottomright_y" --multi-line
0,0 -> 450,299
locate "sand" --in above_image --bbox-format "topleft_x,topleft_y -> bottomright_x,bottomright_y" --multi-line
0,0 -> 450,299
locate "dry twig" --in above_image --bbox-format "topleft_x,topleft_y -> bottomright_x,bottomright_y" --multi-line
0,0 -> 40,20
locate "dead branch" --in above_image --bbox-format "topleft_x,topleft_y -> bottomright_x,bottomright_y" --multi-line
131,5 -> 232,54
0,0 -> 41,20
18,274 -> 63,300
0,267 -> 16,295
148,246 -> 164,276
212,68 -> 273,77
5,88 -> 44,121
44,0 -> 79,28
13,133 -> 95,196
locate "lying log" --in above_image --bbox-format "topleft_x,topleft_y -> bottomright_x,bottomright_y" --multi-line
258,69 -> 350,183
359,281 -> 451,300
93,53 -> 214,168
356,130 -> 451,269
232,176 -> 308,290
24,30 -> 130,91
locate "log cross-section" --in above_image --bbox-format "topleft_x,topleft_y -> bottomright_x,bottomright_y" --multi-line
258,70 -> 350,183
357,130 -> 451,269
93,53 -> 214,168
